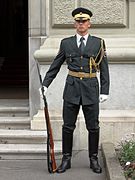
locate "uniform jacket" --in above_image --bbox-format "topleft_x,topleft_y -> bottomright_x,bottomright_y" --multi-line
43,35 -> 110,105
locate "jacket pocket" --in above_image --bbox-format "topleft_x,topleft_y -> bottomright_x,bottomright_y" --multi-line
90,79 -> 99,98
66,75 -> 74,85
63,76 -> 74,99
66,53 -> 79,64
90,79 -> 98,87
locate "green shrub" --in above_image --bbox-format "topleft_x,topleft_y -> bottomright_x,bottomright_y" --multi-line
118,133 -> 135,179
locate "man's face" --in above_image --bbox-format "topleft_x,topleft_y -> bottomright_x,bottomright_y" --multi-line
74,20 -> 91,35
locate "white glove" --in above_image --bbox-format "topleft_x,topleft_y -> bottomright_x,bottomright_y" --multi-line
99,94 -> 108,103
39,86 -> 48,96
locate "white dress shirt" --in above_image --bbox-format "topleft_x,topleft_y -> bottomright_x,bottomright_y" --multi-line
76,33 -> 89,47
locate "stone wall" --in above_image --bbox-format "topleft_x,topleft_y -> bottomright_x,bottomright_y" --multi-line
30,0 -> 135,148
52,0 -> 127,27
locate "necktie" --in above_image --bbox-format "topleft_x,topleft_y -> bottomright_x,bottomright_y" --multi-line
79,37 -> 85,55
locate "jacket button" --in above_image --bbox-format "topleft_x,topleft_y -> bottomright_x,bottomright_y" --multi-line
80,56 -> 83,59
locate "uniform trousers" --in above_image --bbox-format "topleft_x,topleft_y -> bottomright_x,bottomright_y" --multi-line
62,100 -> 100,157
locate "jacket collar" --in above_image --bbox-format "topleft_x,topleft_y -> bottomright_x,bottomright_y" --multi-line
70,35 -> 96,55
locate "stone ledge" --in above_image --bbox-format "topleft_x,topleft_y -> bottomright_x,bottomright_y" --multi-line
101,143 -> 125,180
31,109 -> 135,149
34,36 -> 135,64
33,109 -> 135,120
79,109 -> 135,122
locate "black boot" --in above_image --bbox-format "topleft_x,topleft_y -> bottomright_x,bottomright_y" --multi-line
90,154 -> 102,173
88,129 -> 102,173
57,126 -> 73,173
57,153 -> 71,173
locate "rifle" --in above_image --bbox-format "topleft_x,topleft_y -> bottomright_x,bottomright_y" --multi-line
36,60 -> 57,173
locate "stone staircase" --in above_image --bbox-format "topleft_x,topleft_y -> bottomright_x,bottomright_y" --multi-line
0,99 -> 61,159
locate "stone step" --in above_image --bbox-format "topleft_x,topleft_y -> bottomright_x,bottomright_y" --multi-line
0,142 -> 62,154
0,107 -> 29,117
0,129 -> 47,144
0,99 -> 29,117
0,117 -> 30,129
0,142 -> 62,159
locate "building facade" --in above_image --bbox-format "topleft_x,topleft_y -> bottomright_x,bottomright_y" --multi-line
0,0 -> 135,152
31,0 -> 135,149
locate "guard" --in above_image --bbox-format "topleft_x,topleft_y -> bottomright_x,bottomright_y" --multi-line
40,7 -> 110,174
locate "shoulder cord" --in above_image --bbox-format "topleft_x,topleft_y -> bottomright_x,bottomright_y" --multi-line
89,39 -> 105,73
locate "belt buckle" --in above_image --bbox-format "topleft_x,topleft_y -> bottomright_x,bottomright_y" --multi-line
89,73 -> 92,78
78,72 -> 84,79
79,72 -> 84,78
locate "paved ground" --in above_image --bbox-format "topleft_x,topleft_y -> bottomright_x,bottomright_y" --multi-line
0,151 -> 106,180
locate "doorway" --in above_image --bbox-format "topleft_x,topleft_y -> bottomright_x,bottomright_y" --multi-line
0,0 -> 29,99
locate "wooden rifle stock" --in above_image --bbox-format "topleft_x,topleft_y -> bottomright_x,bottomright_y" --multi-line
36,60 -> 57,173
43,93 -> 57,173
